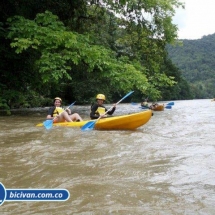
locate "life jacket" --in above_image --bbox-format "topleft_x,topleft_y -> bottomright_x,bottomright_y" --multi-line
53,107 -> 64,117
96,106 -> 106,115
91,103 -> 106,115
141,102 -> 148,107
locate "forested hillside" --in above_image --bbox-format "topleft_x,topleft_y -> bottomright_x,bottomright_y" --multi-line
167,33 -> 215,98
0,0 -> 192,113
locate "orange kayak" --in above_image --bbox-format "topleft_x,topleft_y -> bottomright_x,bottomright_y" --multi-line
152,104 -> 164,111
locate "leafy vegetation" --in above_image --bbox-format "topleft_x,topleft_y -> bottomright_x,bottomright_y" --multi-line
167,34 -> 215,99
0,0 -> 191,112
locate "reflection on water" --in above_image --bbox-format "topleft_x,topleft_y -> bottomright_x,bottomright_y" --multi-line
0,100 -> 215,214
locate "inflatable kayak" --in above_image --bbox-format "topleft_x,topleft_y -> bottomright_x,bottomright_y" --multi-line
140,104 -> 172,111
153,104 -> 164,111
140,104 -> 164,111
36,110 -> 152,130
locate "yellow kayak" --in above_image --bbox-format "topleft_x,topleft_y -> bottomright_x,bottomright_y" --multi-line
36,110 -> 152,130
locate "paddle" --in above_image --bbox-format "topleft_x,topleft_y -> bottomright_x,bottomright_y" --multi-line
166,102 -> 174,106
81,91 -> 134,131
139,106 -> 149,109
43,101 -> 76,130
139,105 -> 172,109
165,105 -> 172,109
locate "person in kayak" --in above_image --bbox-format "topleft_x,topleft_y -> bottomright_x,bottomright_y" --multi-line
46,97 -> 83,122
141,98 -> 149,108
149,102 -> 159,110
90,94 -> 116,119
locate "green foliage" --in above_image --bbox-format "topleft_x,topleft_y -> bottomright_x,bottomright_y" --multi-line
167,34 -> 215,98
1,89 -> 49,109
1,0 -> 187,109
0,98 -> 11,115
6,11 -> 167,97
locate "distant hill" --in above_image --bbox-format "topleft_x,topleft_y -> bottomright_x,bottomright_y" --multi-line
167,33 -> 215,98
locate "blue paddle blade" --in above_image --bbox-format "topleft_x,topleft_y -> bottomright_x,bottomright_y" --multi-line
139,106 -> 149,109
167,102 -> 174,106
81,121 -> 96,131
165,105 -> 172,109
43,120 -> 54,130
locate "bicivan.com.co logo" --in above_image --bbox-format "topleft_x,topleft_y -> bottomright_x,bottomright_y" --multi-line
0,182 -> 70,206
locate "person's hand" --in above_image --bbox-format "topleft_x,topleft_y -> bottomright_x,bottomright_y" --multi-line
100,114 -> 107,118
65,108 -> 71,115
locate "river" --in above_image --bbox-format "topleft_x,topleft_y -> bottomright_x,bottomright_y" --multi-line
0,99 -> 215,214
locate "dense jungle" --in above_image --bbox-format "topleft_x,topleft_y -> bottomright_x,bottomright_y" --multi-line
1,0 -> 194,114
167,33 -> 215,99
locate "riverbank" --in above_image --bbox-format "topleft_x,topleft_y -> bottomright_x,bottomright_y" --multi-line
0,107 -> 49,116
0,105 -> 92,117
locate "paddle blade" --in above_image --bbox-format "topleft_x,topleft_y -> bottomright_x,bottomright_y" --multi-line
167,102 -> 174,106
43,120 -> 54,130
139,106 -> 149,109
81,121 -> 96,131
165,105 -> 172,109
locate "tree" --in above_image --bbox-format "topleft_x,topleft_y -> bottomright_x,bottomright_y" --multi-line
1,0 -> 185,109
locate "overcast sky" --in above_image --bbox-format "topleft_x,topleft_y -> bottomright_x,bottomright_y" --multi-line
173,0 -> 215,40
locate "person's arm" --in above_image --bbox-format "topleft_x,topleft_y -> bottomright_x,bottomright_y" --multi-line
65,108 -> 72,115
46,107 -> 55,119
106,105 -> 116,115
90,104 -> 100,119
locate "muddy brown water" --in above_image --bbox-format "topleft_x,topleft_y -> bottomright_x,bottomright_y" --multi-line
0,100 -> 215,214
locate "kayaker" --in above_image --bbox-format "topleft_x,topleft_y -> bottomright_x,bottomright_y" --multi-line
46,97 -> 83,122
141,98 -> 149,108
149,102 -> 158,110
90,94 -> 116,119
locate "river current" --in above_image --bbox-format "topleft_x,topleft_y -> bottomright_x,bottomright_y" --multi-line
0,99 -> 215,214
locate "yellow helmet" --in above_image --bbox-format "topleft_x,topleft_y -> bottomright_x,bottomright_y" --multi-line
54,97 -> 62,102
96,94 -> 105,100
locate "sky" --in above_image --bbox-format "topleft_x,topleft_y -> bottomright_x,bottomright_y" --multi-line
173,0 -> 215,39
